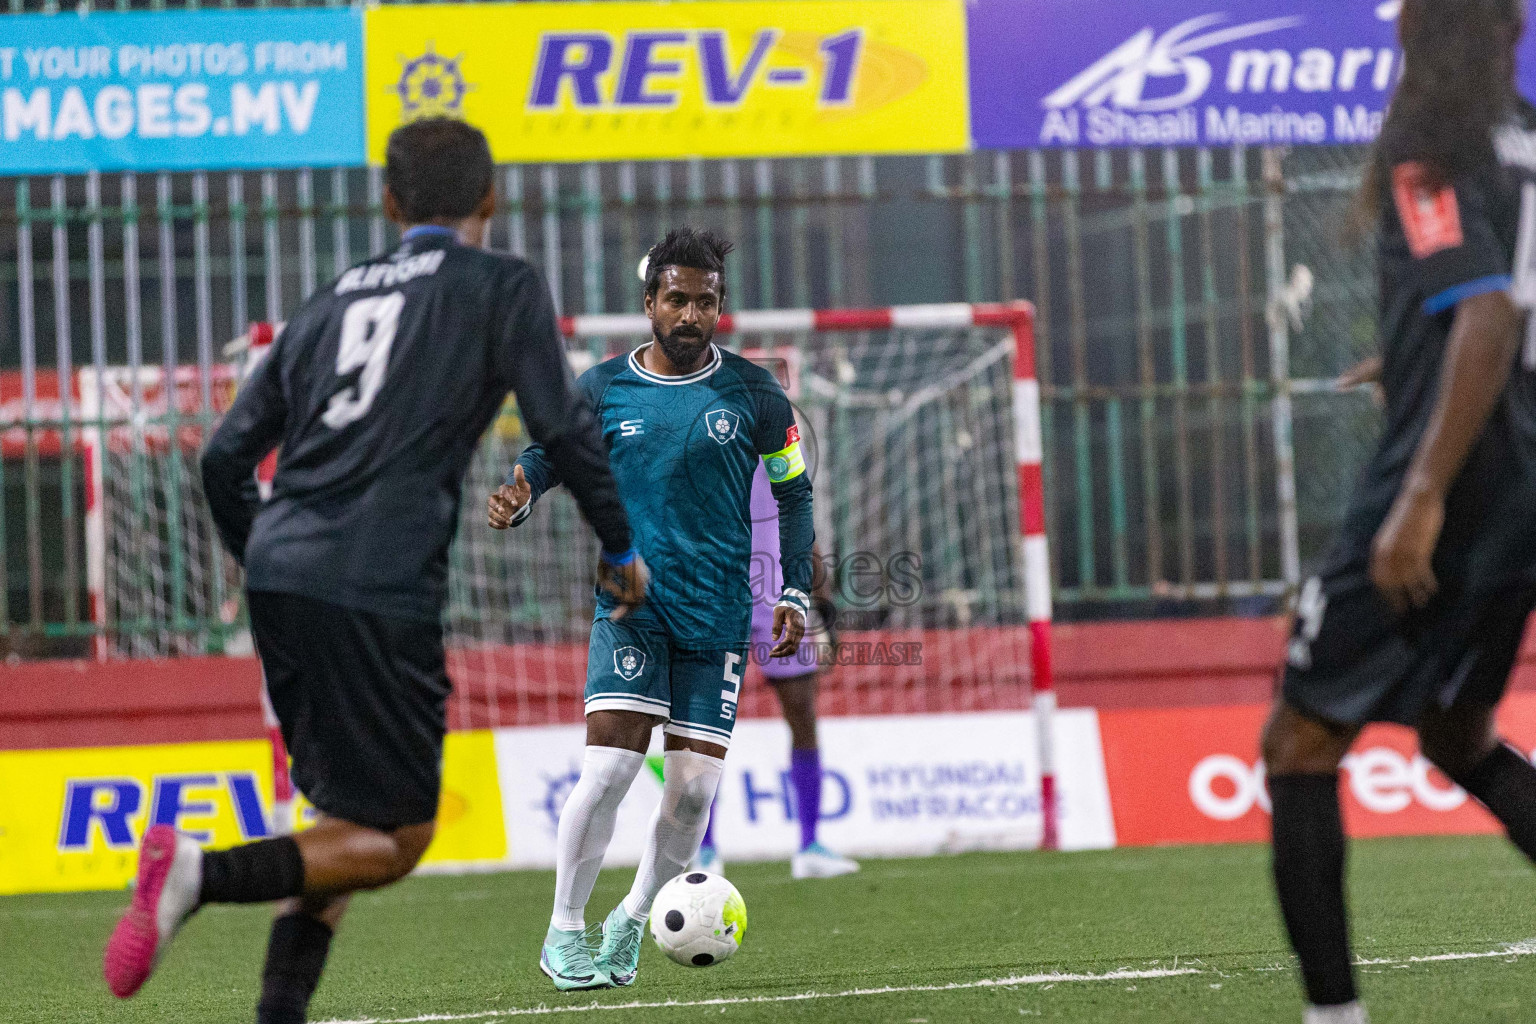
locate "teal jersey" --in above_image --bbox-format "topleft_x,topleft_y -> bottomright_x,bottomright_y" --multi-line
512,344 -> 813,647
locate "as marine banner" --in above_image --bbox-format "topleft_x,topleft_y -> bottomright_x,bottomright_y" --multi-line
364,0 -> 970,164
968,0 -> 1536,150
0,10 -> 364,174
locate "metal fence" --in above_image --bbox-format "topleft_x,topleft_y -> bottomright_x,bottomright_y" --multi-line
0,4 -> 1385,656
0,142 -> 1382,658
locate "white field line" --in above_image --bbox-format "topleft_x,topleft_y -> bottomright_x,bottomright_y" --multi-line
316,941 -> 1536,1024
1361,939 -> 1536,964
313,968 -> 1201,1023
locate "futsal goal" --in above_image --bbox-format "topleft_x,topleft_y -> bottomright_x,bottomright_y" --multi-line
79,303 -> 1059,848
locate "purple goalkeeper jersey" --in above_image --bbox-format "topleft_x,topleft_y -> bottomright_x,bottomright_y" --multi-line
750,463 -> 780,609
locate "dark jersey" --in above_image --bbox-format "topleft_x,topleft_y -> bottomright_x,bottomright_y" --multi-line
512,346 -> 814,647
201,228 -> 631,622
1332,101 -> 1536,607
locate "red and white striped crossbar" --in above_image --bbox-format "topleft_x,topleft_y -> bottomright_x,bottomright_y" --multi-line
564,302 -> 1059,851
558,302 -> 1037,338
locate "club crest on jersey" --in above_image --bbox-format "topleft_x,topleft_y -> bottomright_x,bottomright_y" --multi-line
704,408 -> 741,445
613,646 -> 646,681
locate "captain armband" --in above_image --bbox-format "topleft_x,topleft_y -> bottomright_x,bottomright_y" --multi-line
763,425 -> 807,483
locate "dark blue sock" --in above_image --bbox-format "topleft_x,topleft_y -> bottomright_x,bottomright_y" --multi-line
1449,743 -> 1536,861
256,913 -> 333,1024
1269,773 -> 1356,1007
790,748 -> 821,851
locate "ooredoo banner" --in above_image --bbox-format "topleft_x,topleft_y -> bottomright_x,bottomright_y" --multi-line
967,0 -> 1536,150
0,10 -> 365,174
363,1 -> 971,164
1098,695 -> 1536,846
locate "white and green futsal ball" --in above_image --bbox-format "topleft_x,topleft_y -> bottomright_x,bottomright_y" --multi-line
649,871 -> 747,967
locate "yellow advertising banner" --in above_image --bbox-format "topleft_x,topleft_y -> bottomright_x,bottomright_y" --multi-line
364,0 -> 970,163
0,732 -> 506,895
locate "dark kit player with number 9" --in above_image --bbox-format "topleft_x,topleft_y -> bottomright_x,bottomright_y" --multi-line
1264,3 -> 1536,1022
101,118 -> 645,1024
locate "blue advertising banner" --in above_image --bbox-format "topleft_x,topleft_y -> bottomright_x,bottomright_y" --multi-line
968,0 -> 1536,150
0,10 -> 364,174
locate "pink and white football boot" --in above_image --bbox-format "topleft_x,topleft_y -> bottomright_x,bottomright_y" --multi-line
103,824 -> 202,998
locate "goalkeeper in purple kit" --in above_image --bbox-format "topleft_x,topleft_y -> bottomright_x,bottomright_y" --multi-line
691,464 -> 859,880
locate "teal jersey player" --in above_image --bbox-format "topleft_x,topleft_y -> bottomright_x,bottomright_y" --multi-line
512,343 -> 813,657
509,344 -> 812,746
491,228 -> 813,992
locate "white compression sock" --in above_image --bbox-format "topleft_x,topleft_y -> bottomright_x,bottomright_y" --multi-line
622,749 -> 724,922
550,746 -> 645,932
1304,1002 -> 1369,1024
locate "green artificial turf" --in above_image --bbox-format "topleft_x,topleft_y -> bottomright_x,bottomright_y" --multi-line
6,836 -> 1536,1023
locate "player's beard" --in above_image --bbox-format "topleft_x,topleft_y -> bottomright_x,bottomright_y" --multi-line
654,323 -> 713,370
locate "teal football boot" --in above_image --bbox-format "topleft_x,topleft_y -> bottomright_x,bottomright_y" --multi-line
594,903 -> 647,987
539,924 -> 610,991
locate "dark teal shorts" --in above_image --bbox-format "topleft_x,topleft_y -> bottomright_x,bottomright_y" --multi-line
584,604 -> 748,748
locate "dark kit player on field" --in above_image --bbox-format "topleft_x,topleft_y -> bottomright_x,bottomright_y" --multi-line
101,118 -> 645,1024
1264,2 -> 1536,1022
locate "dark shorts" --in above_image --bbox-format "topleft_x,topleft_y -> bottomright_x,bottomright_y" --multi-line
584,604 -> 747,749
249,590 -> 450,830
1282,568 -> 1536,727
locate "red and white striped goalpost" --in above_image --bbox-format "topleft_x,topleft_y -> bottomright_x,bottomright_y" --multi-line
558,301 -> 1059,851
235,303 -> 1057,850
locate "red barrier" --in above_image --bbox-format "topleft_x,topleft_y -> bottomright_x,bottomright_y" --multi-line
0,617 -> 1293,750
7,613 -> 1536,774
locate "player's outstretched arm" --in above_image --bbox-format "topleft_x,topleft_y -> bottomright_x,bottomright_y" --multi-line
201,332 -> 287,564
769,480 -> 812,657
496,265 -> 633,559
1371,289 -> 1521,612
769,474 -> 813,657
754,384 -> 815,656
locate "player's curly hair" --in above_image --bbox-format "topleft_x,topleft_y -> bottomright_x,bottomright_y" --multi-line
1359,0 -> 1524,225
644,227 -> 735,303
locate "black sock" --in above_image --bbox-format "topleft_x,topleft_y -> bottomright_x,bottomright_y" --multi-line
1269,773 -> 1356,1006
199,836 -> 305,905
256,913 -> 334,1024
1450,743 -> 1536,861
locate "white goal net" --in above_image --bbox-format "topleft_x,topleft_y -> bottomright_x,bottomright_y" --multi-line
84,309 -> 1042,731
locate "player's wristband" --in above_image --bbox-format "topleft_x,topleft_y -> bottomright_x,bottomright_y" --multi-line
507,502 -> 533,528
600,547 -> 638,567
776,588 -> 810,615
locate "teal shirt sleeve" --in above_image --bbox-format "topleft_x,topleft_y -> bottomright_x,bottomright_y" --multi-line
509,365 -> 607,523
511,444 -> 558,504
753,380 -> 814,610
